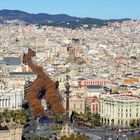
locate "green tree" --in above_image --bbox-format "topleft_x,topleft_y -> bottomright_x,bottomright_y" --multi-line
61,135 -> 68,140
52,124 -> 62,131
0,113 -> 5,123
56,113 -> 66,121
32,136 -> 49,140
79,113 -> 88,121
85,107 -> 91,114
92,114 -> 101,127
1,109 -> 28,124
3,109 -> 12,122
13,110 -> 28,124
20,115 -> 27,124
130,119 -> 136,128
133,137 -> 140,140
60,134 -> 89,140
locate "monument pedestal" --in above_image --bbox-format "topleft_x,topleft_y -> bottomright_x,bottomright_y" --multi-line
60,123 -> 75,137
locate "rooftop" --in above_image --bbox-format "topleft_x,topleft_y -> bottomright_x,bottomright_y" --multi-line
9,72 -> 35,76
4,57 -> 21,65
100,94 -> 140,102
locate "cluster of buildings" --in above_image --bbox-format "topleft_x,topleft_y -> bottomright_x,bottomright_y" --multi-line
0,19 -> 140,132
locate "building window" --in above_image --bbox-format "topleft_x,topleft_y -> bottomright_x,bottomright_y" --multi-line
126,121 -> 128,126
130,113 -> 131,117
121,121 -> 123,125
93,104 -> 95,110
118,120 -> 120,125
96,105 -> 98,112
8,99 -> 10,106
118,108 -> 120,112
2,99 -> 4,107
80,104 -> 82,109
118,113 -> 120,117
5,99 -> 7,107
136,108 -> 138,113
73,104 -> 76,111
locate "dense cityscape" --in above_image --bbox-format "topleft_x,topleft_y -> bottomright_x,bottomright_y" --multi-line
0,10 -> 140,140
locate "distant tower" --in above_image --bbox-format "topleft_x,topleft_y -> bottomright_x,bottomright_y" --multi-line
68,47 -> 75,61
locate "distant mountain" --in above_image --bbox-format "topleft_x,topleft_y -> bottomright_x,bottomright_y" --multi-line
0,9 -> 131,28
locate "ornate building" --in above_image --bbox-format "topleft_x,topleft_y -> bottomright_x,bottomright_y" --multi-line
0,80 -> 23,111
0,124 -> 23,140
99,95 -> 140,127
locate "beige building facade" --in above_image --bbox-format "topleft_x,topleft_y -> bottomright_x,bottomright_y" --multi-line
62,95 -> 85,115
0,125 -> 22,140
99,95 -> 140,127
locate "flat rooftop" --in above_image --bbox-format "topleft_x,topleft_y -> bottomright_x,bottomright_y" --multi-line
100,94 -> 140,102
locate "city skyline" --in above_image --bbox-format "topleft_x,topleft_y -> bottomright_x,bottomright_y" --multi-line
0,1 -> 140,139
0,0 -> 140,19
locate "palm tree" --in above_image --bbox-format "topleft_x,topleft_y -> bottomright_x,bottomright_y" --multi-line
0,109 -> 28,126
10,110 -> 28,124
9,110 -> 15,119
20,115 -> 27,124
3,109 -> 12,122
14,114 -> 21,123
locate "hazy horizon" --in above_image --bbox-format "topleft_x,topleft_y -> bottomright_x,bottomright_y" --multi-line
0,9 -> 138,21
0,0 -> 140,20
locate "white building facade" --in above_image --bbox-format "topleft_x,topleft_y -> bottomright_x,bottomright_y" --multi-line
0,91 -> 23,111
99,95 -> 140,127
0,80 -> 23,111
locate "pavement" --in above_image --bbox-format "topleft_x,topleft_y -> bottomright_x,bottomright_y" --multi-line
22,109 -> 140,140
73,125 -> 140,140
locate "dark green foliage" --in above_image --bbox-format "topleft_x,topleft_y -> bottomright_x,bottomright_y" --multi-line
0,109 -> 28,124
60,134 -> 89,140
32,137 -> 49,140
133,137 -> 140,140
74,112 -> 102,128
52,124 -> 62,131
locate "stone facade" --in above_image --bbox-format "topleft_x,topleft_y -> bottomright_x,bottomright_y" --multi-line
62,95 -> 85,115
0,125 -> 23,140
99,95 -> 140,127
0,92 -> 23,111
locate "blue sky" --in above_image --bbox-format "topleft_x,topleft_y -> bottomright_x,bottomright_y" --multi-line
0,0 -> 140,19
